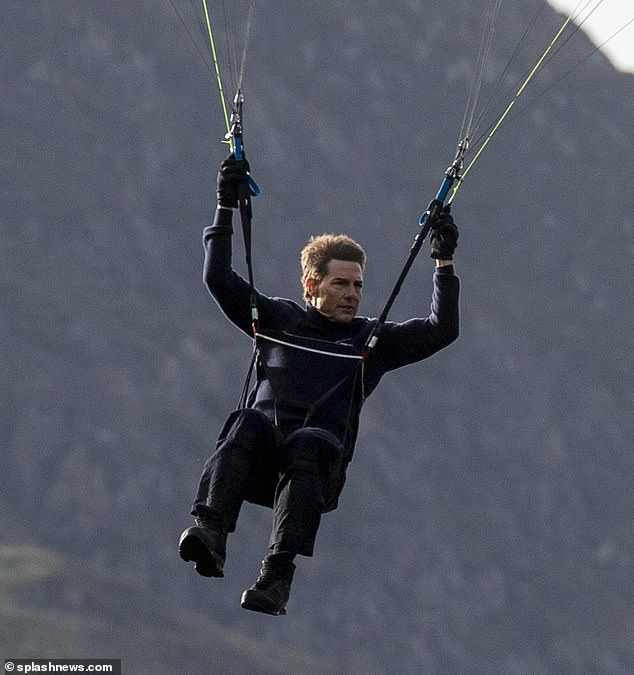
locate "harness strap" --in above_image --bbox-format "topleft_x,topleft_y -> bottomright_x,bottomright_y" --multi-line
242,331 -> 365,451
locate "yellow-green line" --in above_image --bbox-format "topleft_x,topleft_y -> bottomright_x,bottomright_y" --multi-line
450,12 -> 574,202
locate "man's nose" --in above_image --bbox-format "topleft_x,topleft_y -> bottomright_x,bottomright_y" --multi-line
344,284 -> 356,297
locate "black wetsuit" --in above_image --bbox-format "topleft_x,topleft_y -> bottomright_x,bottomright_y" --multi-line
192,208 -> 459,556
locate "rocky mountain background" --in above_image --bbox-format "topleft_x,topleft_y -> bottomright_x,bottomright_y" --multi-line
2,1 -> 633,673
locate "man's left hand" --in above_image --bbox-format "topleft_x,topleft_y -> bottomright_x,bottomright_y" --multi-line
429,205 -> 459,260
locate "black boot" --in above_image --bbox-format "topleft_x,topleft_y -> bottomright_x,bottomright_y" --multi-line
179,519 -> 227,578
241,552 -> 296,616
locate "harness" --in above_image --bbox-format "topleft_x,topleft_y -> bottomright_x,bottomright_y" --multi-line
238,327 -> 365,457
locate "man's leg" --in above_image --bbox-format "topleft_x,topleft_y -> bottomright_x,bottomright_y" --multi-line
180,408 -> 278,577
269,428 -> 339,556
241,428 -> 343,615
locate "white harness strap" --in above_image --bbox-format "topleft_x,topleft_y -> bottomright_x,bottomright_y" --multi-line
255,332 -> 363,361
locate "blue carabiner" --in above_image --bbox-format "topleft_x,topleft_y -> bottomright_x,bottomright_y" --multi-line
233,133 -> 261,197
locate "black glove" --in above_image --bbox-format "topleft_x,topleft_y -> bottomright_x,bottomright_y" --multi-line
216,154 -> 250,209
429,204 -> 459,260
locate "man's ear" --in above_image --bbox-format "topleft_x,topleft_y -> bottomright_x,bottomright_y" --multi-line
306,277 -> 319,298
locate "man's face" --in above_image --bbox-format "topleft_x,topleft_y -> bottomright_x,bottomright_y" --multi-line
307,259 -> 363,323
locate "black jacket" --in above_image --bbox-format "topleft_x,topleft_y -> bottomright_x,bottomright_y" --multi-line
203,208 -> 460,459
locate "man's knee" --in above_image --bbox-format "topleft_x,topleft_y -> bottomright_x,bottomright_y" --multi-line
282,428 -> 343,473
208,408 -> 279,480
217,408 -> 277,449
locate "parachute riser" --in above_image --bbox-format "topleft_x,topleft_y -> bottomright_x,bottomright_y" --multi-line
420,137 -> 468,222
412,137 -> 467,257
362,138 -> 468,359
228,90 -> 261,198
227,90 -> 260,332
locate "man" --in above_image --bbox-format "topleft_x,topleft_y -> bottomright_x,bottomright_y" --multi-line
179,155 -> 460,616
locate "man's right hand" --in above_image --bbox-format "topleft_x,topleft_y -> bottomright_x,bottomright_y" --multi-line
216,154 -> 250,209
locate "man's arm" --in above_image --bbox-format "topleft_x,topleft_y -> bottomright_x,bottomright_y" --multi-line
203,204 -> 302,335
373,207 -> 460,370
203,207 -> 256,335
204,156 -> 295,335
376,262 -> 459,369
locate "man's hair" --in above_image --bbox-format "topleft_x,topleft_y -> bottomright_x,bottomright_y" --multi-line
300,234 -> 366,301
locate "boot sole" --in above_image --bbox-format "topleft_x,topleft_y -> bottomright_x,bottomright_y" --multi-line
179,531 -> 224,578
240,589 -> 287,616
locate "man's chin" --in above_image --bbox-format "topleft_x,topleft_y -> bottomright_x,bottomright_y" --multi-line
335,309 -> 356,322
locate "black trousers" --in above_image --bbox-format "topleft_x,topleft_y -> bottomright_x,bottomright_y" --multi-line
192,408 -> 344,557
